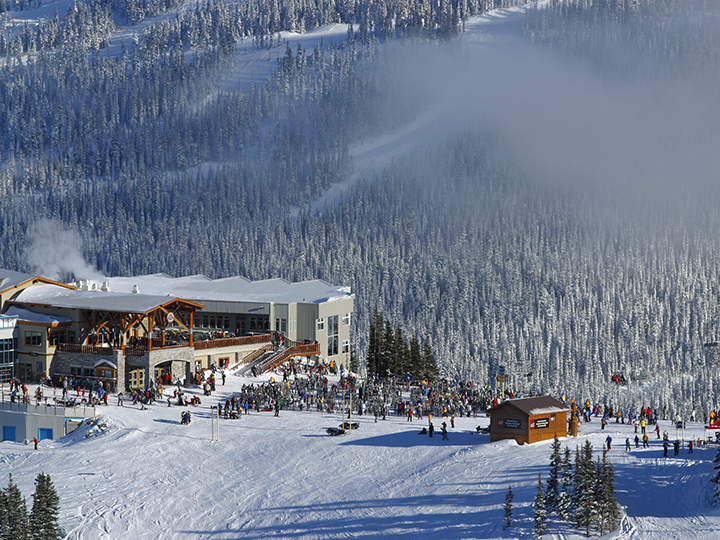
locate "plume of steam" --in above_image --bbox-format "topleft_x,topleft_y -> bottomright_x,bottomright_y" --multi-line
24,219 -> 104,282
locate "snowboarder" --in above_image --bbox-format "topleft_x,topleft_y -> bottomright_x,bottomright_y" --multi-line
689,440 -> 694,454
117,392 -> 123,406
33,437 -> 38,450
429,422 -> 434,438
625,438 -> 631,452
663,440 -> 669,457
222,371 -> 226,386
441,422 -> 448,440
673,440 -> 680,455
605,435 -> 612,451
655,424 -> 660,439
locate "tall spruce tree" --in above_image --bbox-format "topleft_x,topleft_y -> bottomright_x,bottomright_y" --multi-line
409,335 -> 422,378
557,446 -> 574,521
712,445 -> 720,503
422,333 -> 438,381
0,485 -> 7,539
366,308 -> 383,377
4,474 -> 29,540
534,473 -> 547,537
574,441 -> 598,537
382,319 -> 394,376
503,486 -> 514,529
546,435 -> 562,513
596,451 -> 622,535
29,473 -> 61,540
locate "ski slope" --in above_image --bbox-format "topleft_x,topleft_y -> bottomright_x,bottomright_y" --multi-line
3,370 -> 720,540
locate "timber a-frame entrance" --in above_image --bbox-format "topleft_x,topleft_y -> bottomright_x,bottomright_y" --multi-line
81,298 -> 204,351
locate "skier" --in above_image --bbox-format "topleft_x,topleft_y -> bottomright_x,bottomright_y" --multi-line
441,422 -> 448,440
655,424 -> 660,439
451,414 -> 455,428
605,435 -> 612,451
33,437 -> 38,450
663,440 -> 669,457
625,438 -> 631,452
429,422 -> 434,438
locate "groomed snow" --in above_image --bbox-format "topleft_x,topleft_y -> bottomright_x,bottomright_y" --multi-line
3,371 -> 720,539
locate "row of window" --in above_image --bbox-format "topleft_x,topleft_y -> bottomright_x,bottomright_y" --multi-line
24,330 -> 77,347
199,315 -> 231,330
316,313 -> 351,331
70,367 -> 95,377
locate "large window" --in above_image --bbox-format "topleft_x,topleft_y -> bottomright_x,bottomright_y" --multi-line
327,315 -> 338,357
0,338 -> 16,384
25,331 -> 43,347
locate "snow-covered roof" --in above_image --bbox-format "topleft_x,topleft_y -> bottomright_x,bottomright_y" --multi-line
94,274 -> 352,305
94,359 -> 118,369
488,396 -> 569,416
0,269 -> 37,293
10,284 -> 200,314
2,305 -> 72,324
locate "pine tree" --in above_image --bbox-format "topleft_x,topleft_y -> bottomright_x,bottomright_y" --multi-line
712,445 -> 720,503
546,435 -> 562,513
367,308 -> 383,377
596,450 -> 622,535
409,335 -> 422,379
4,474 -> 29,540
573,441 -> 597,537
503,486 -> 514,529
534,473 -> 547,537
29,473 -> 61,540
422,333 -> 438,381
557,446 -> 573,521
0,486 -> 7,538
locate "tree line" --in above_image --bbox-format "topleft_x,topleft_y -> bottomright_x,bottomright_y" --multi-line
366,309 -> 438,380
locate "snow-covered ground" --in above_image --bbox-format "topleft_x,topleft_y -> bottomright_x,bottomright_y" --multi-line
3,370 -> 720,539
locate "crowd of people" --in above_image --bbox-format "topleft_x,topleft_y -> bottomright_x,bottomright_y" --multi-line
8,360 -> 720,454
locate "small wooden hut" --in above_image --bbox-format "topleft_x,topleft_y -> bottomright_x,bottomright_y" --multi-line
487,396 -> 570,445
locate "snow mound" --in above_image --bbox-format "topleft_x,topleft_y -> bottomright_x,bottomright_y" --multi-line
62,414 -> 120,445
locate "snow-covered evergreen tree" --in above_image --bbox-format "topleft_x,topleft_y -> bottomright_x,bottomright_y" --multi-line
596,450 -> 622,535
713,445 -> 720,503
29,473 -> 61,540
3,474 -> 29,540
557,446 -> 574,521
534,473 -> 547,537
546,435 -> 562,513
503,486 -> 514,529
573,442 -> 597,537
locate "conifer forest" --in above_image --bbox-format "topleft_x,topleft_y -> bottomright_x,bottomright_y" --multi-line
2,0 -> 720,418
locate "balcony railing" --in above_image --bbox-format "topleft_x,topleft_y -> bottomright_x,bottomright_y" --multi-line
193,334 -> 272,350
56,333 -> 273,356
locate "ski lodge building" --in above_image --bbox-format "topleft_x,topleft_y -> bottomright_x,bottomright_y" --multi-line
487,396 -> 570,445
0,269 -> 354,393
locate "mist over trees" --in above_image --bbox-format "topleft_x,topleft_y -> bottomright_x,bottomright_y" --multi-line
1,0 -> 720,417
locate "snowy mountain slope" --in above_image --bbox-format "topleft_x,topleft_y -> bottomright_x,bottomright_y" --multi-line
3,375 -> 720,539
